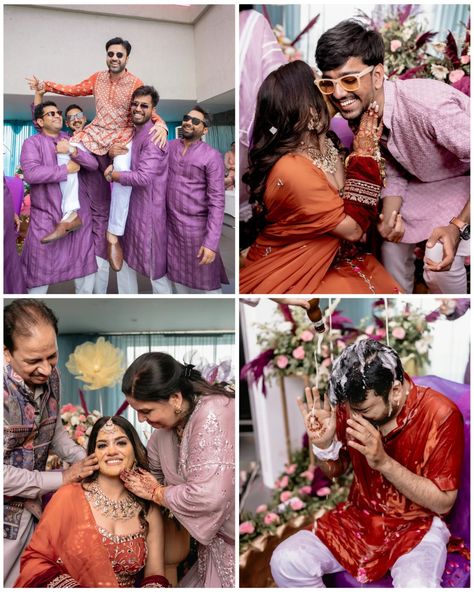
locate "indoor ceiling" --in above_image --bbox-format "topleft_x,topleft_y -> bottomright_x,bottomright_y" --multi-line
42,4 -> 208,24
4,298 -> 235,334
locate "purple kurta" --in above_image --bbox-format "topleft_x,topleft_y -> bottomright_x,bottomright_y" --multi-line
82,159 -> 111,260
167,139 -> 228,290
3,178 -> 27,293
19,132 -> 98,288
147,395 -> 235,588
121,120 -> 168,279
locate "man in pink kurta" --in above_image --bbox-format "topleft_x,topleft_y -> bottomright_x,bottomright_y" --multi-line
167,107 -> 228,293
105,85 -> 170,294
315,20 -> 470,294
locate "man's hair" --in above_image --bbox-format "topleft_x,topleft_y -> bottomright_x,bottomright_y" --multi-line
328,339 -> 404,405
190,104 -> 211,128
315,19 -> 385,72
106,36 -> 132,56
34,101 -> 58,121
4,299 -> 59,352
65,104 -> 83,119
132,85 -> 159,108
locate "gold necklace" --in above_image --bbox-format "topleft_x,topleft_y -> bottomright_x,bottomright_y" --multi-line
300,137 -> 340,174
85,481 -> 140,520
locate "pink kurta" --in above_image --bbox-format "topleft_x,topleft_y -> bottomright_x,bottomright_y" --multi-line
147,395 -> 235,587
381,79 -> 470,243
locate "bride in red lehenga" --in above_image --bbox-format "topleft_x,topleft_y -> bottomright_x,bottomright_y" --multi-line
240,60 -> 401,294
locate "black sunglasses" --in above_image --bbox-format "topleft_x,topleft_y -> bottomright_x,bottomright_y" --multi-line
42,110 -> 62,118
131,101 -> 151,110
107,51 -> 124,59
183,114 -> 205,126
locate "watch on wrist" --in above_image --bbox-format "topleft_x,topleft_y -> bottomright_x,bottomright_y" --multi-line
449,217 -> 470,240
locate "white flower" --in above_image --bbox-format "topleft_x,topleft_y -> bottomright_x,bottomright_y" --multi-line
61,412 -> 72,422
431,64 -> 449,80
70,415 -> 80,426
277,321 -> 293,333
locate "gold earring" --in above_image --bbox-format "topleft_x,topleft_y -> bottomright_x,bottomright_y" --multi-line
174,406 -> 182,416
307,116 -> 318,131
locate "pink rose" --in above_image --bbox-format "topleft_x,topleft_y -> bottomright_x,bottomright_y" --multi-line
78,414 -> 86,422
239,521 -> 255,535
275,475 -> 289,489
280,490 -> 293,502
300,330 -> 314,342
336,339 -> 346,350
392,327 -> 406,339
322,357 -> 332,367
449,69 -> 465,84
300,469 -> 314,481
365,324 -> 375,335
375,328 -> 386,338
292,346 -> 305,360
290,497 -> 306,511
316,486 -> 331,496
276,355 -> 289,369
285,463 -> 297,475
256,504 -> 268,513
61,403 -> 77,413
264,512 -> 280,525
461,55 -> 470,65
299,485 -> 312,496
390,39 -> 402,52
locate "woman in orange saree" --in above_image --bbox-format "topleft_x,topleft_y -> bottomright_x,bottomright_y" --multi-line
15,417 -> 170,588
240,61 -> 401,294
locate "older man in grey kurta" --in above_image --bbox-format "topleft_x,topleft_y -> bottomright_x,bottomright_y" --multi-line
20,102 -> 98,293
105,85 -> 170,294
166,107 -> 229,293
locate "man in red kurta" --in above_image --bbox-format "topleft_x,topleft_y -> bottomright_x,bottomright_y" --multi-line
271,339 -> 464,587
27,36 -> 167,272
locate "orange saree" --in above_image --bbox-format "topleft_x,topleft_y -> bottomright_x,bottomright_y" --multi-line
240,154 -> 400,294
15,483 -> 135,588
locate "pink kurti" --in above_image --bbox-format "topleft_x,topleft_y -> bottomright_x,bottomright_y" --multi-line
147,395 -> 235,587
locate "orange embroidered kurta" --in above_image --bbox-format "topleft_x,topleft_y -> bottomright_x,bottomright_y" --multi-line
313,378 -> 464,583
45,70 -> 163,155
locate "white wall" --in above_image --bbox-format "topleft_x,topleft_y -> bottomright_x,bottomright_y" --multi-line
194,5 -> 235,102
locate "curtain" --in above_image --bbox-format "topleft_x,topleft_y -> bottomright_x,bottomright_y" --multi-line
3,122 -> 37,176
206,124 -> 235,155
58,332 -> 235,441
429,4 -> 470,42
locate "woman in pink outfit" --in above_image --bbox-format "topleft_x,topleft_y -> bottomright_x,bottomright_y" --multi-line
121,352 -> 235,588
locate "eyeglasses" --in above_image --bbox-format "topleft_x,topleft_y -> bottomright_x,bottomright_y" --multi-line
315,65 -> 375,95
67,112 -> 84,122
183,114 -> 205,126
42,110 -> 62,118
131,101 -> 151,110
107,51 -> 124,59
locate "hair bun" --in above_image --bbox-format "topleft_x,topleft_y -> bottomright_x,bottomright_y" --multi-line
183,363 -> 195,379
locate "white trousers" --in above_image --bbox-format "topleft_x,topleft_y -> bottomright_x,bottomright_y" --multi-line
172,280 -> 223,294
381,241 -> 468,294
108,142 -> 133,236
27,272 -> 96,294
116,261 -> 173,294
57,148 -> 79,218
93,256 -> 110,294
271,516 -> 450,588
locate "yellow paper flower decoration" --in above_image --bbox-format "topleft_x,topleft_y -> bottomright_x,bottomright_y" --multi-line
66,337 -> 125,390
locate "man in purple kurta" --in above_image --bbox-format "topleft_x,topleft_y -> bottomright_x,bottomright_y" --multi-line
105,85 -> 171,293
3,178 -> 27,294
20,102 -> 98,293
167,107 -> 229,293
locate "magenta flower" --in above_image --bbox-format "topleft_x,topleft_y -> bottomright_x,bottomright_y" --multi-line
239,521 -> 255,535
292,346 -> 305,360
276,355 -> 289,369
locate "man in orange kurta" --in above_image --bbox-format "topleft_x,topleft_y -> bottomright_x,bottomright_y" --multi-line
271,339 -> 464,587
27,36 -> 167,272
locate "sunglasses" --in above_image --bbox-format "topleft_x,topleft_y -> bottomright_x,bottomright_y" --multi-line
183,114 -> 205,126
107,51 -> 124,59
67,112 -> 84,122
42,110 -> 62,118
315,65 -> 375,95
131,101 -> 151,110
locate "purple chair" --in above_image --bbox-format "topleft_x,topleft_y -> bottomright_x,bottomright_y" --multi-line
4,175 -> 24,215
324,375 -> 470,588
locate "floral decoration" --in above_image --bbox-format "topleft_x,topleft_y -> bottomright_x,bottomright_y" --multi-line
65,337 -> 125,390
60,403 -> 102,447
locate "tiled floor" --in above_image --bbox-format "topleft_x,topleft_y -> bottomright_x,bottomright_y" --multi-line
48,214 -> 235,294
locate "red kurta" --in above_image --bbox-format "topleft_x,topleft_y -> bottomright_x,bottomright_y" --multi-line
314,378 -> 464,583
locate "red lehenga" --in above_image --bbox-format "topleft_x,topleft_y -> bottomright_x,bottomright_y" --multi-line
14,483 -> 163,588
240,153 -> 401,294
